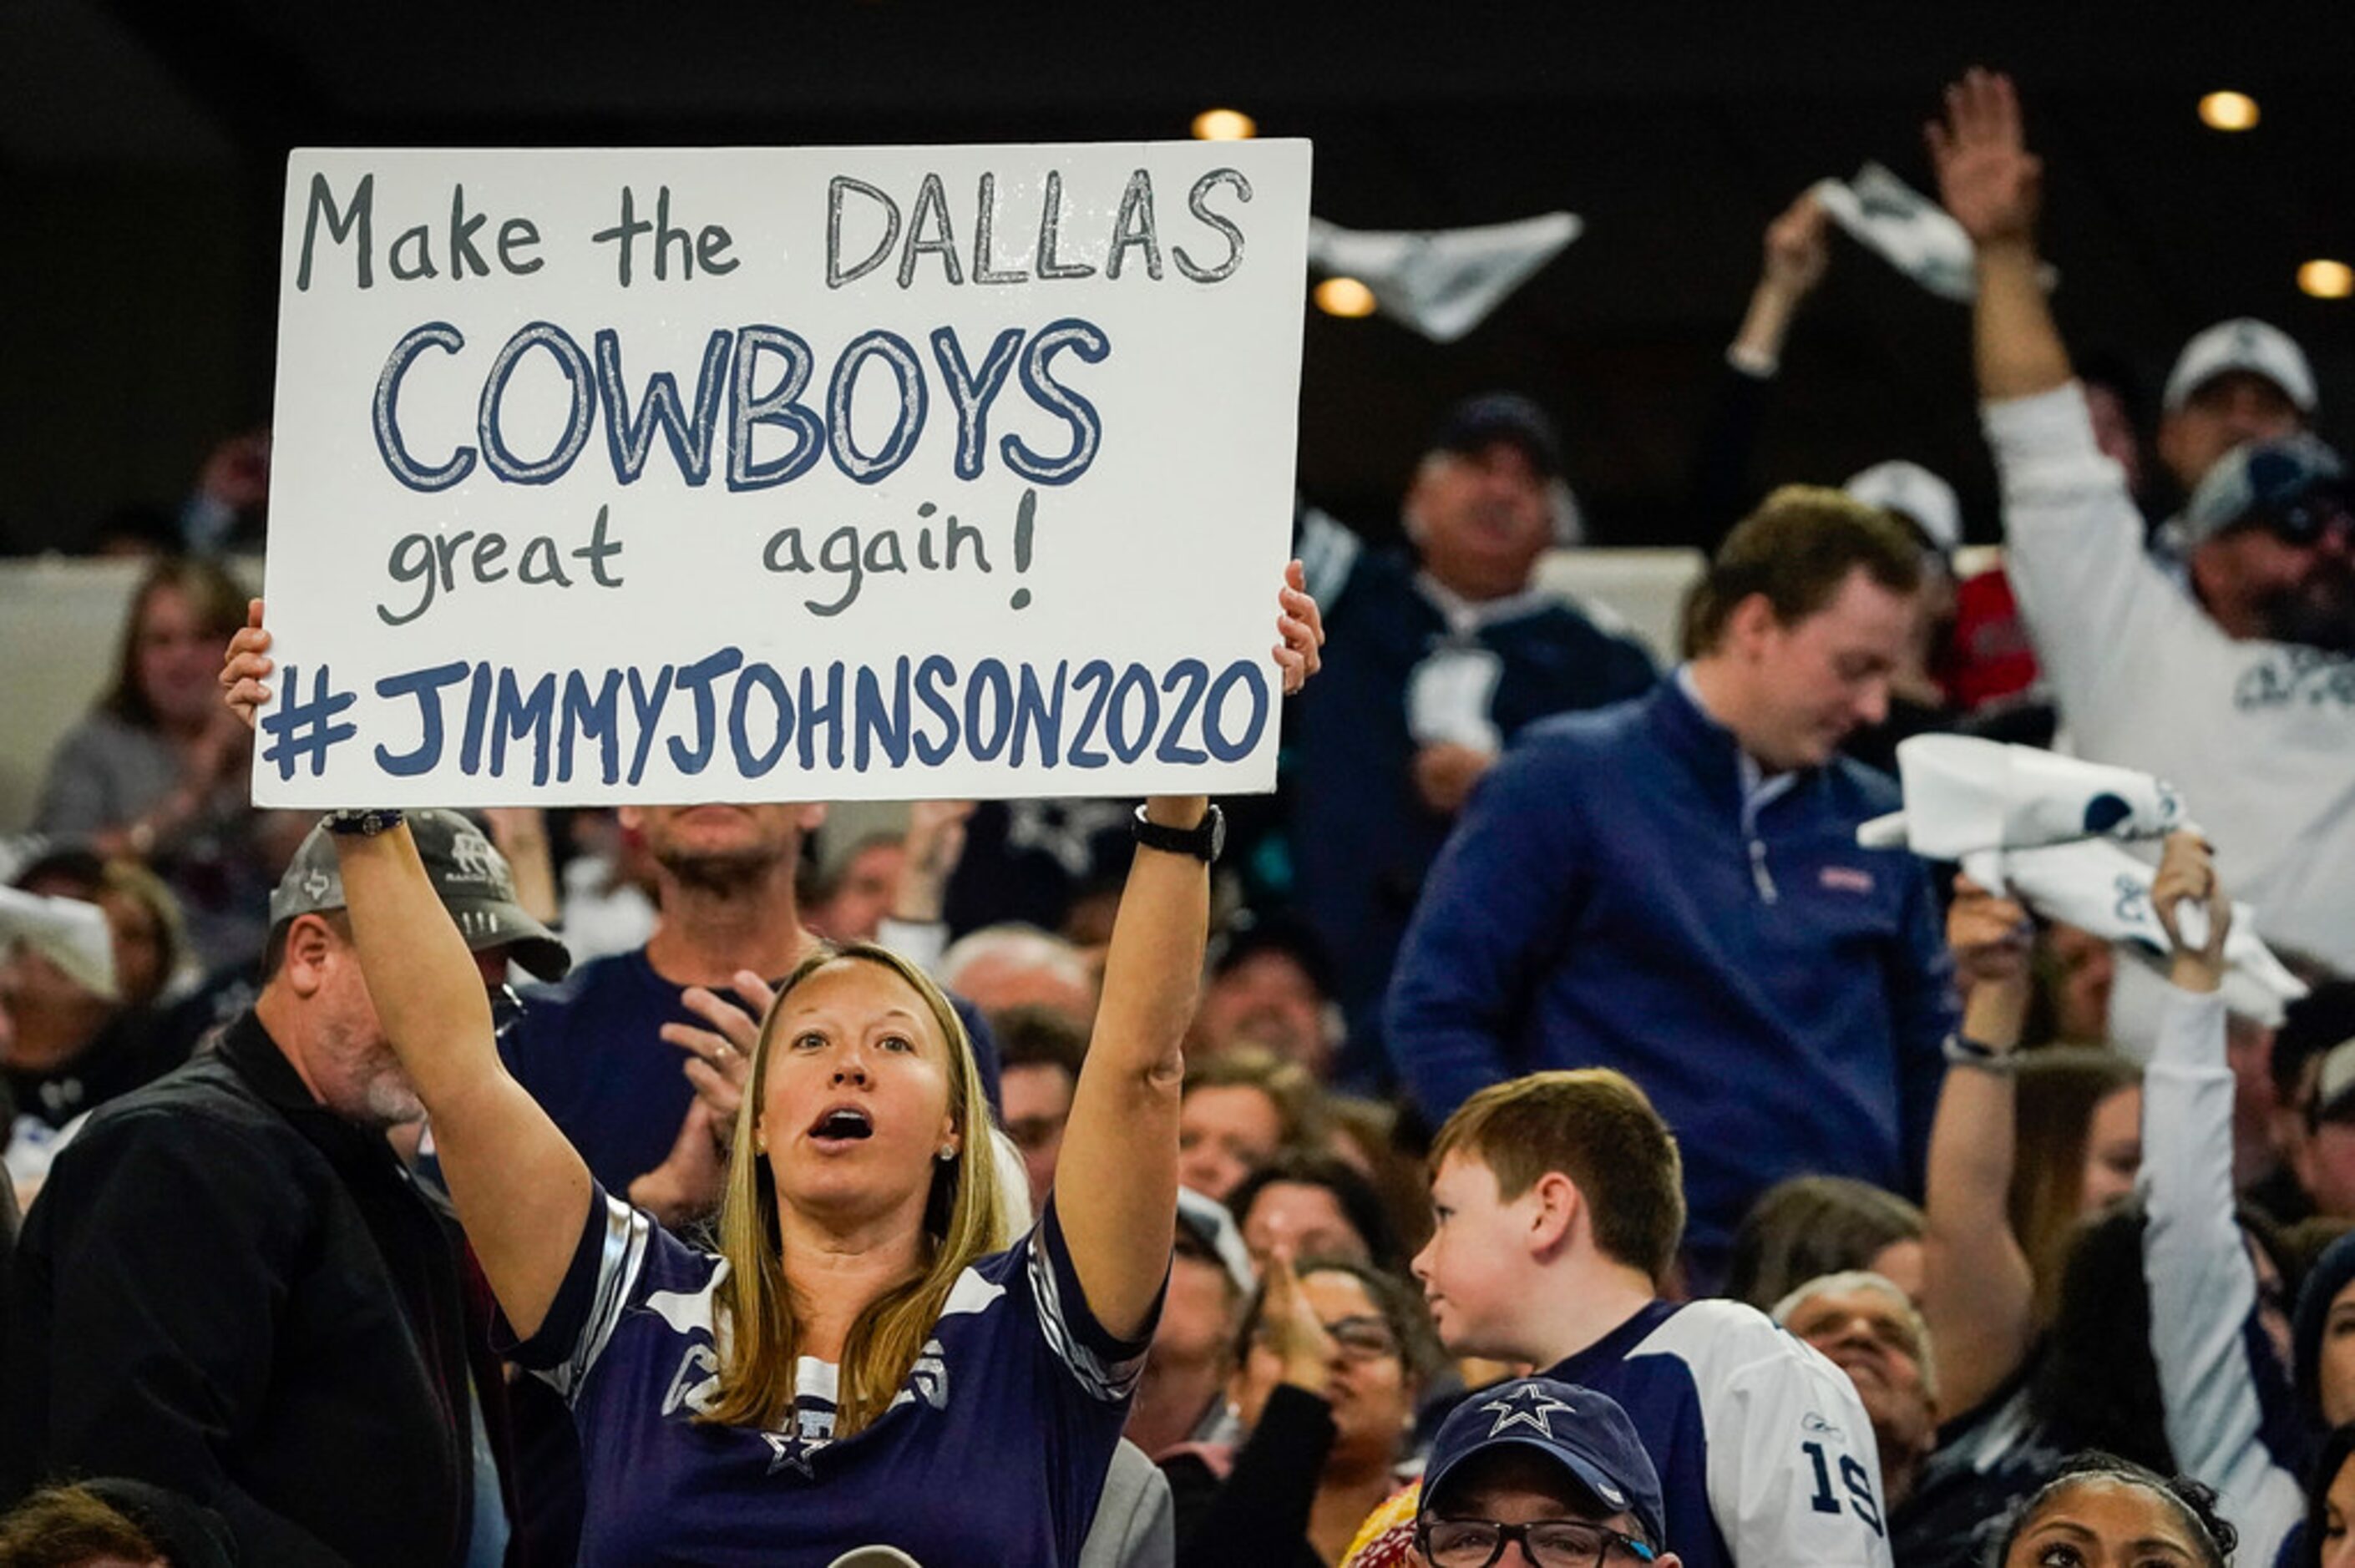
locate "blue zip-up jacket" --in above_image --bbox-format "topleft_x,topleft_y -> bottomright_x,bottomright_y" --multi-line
1385,677 -> 1956,1273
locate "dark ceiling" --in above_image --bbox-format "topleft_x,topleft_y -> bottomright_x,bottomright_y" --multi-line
3,0 -> 2350,551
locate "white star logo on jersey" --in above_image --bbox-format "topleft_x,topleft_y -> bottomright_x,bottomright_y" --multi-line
1481,1383 -> 1575,1440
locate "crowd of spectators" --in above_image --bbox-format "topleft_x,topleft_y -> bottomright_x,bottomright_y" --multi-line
3,66 -> 2354,1568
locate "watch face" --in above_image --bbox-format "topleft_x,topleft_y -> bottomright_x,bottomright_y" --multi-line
1205,807 -> 1227,862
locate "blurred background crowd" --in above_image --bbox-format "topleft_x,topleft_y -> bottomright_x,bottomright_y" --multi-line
2,7 -> 2353,1566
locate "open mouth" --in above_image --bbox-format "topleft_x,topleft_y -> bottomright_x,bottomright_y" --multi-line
808,1106 -> 875,1146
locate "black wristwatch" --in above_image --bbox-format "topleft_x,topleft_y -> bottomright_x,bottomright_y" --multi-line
322,808 -> 406,837
1130,803 -> 1225,864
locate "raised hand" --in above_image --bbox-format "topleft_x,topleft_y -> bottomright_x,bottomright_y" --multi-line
626,1096 -> 728,1230
2151,831 -> 2231,991
894,801 -> 977,925
1274,560 -> 1325,696
219,598 -> 272,731
196,429 -> 272,512
661,969 -> 776,1143
1256,1238 -> 1338,1398
1760,190 -> 1831,301
1947,876 -> 2033,989
1926,68 -> 2043,249
189,701 -> 255,787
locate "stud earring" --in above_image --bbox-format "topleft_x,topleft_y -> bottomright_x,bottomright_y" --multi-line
937,1145 -> 956,1161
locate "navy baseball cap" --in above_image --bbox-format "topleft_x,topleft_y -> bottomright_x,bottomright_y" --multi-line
1429,392 -> 1564,478
1420,1378 -> 1667,1549
2181,432 -> 2349,549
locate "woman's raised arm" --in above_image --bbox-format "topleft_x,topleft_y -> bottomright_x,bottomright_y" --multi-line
1056,565 -> 1324,1341
223,603 -> 591,1338
1919,876 -> 2038,1419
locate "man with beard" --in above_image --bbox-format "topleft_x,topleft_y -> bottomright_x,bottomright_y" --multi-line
2,811 -> 565,1565
1935,69 -> 2355,979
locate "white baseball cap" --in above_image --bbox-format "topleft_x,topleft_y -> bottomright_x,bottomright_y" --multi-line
2164,318 -> 2318,415
1845,460 -> 1962,554
1174,1186 -> 1258,1297
2313,1036 -> 2355,1124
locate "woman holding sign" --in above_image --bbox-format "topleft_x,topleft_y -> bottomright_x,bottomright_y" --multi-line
220,569 -> 1322,1566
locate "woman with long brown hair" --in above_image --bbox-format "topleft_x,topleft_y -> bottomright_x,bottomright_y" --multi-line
38,556 -> 271,966
220,572 -> 1323,1565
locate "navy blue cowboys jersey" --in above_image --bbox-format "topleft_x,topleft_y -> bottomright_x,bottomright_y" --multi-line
504,1186 -> 1152,1565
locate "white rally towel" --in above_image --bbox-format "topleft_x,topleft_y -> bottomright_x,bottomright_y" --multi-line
0,885 -> 117,1001
1306,212 -> 1581,342
1405,645 -> 1507,752
1811,162 -> 2057,302
1858,735 -> 2190,862
1960,839 -> 2308,1013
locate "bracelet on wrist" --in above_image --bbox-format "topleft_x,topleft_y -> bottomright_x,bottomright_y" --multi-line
322,808 -> 406,837
1942,1033 -> 2021,1074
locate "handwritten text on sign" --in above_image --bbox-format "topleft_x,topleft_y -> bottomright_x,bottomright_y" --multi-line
256,142 -> 1312,806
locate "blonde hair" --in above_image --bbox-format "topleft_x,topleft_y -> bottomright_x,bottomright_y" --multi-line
702,943 -> 1008,1435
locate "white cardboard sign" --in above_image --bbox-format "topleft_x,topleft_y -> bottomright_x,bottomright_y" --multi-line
255,141 -> 1312,806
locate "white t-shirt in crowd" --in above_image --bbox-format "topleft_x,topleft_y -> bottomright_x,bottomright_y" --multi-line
1985,383 -> 2355,971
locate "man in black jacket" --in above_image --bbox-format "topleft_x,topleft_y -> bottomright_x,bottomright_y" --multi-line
1,809 -> 569,1567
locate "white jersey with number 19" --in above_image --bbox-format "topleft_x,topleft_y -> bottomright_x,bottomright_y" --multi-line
1546,1297 -> 1896,1568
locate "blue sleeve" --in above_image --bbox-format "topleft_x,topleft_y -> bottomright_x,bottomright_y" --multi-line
494,1181 -> 664,1404
1886,857 -> 1958,1194
1383,740 -> 1590,1120
1022,1196 -> 1157,1404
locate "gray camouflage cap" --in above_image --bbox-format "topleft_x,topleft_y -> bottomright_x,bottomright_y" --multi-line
269,808 -> 571,982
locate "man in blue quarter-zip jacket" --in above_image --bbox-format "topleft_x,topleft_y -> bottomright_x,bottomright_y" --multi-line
1386,487 -> 1957,1282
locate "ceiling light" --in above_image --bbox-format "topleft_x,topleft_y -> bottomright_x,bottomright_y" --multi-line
2198,92 -> 2259,132
1314,277 -> 1377,318
1192,109 -> 1257,142
2299,260 -> 2353,301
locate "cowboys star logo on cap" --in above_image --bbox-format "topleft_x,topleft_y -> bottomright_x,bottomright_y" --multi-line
1481,1382 -> 1576,1440
1479,1385 -> 1626,1507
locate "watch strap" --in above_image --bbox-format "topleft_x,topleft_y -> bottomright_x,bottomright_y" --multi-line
1130,803 -> 1223,863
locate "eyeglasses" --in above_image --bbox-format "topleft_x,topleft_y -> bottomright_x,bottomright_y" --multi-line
1416,1517 -> 1658,1567
2247,492 -> 2355,549
1252,1313 -> 1400,1363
